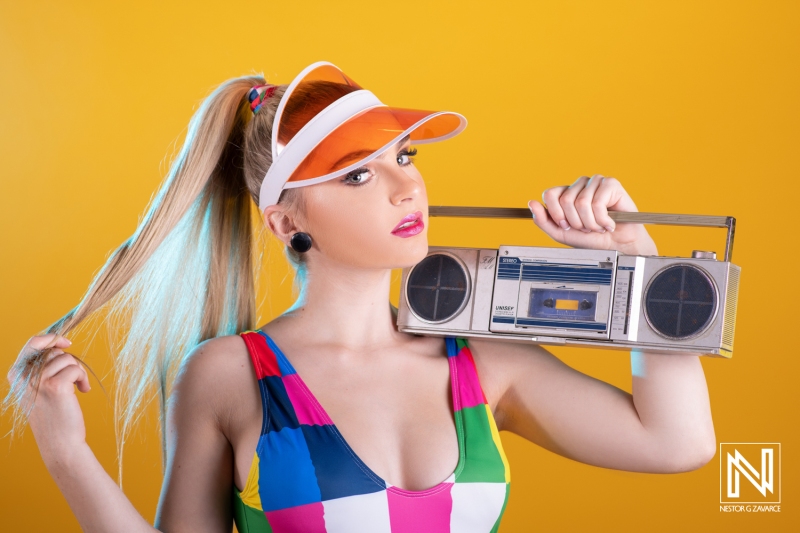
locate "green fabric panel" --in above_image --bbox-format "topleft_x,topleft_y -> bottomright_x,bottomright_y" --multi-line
490,483 -> 511,533
456,337 -> 470,351
232,490 -> 273,533
456,404 -> 506,483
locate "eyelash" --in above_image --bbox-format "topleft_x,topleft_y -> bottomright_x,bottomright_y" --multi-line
398,147 -> 418,166
342,147 -> 418,187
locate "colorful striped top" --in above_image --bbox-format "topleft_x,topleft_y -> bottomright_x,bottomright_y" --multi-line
233,330 -> 511,533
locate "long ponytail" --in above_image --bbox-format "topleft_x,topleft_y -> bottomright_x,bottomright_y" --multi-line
4,71 -> 352,486
4,74 -> 280,484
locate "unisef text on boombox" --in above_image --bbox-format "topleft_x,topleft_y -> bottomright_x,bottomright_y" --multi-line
397,207 -> 740,358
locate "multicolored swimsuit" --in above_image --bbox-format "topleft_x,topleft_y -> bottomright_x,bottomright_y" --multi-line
232,330 -> 511,533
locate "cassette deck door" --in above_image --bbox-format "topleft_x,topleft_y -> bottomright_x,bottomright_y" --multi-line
489,246 -> 618,340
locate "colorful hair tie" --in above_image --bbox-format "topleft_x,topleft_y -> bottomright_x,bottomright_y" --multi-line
248,84 -> 277,115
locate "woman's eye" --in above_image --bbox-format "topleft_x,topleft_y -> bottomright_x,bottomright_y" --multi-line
396,147 -> 418,166
343,168 -> 371,186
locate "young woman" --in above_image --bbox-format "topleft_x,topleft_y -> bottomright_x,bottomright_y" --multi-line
6,62 -> 716,533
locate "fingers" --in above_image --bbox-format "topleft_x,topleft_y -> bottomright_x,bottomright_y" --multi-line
574,176 -> 605,232
41,352 -> 80,380
51,363 -> 91,394
26,334 -> 72,353
541,185 -> 570,230
540,175 -> 623,234
591,177 -> 622,232
41,353 -> 91,394
528,199 -> 566,241
13,334 -> 73,372
10,334 -> 70,386
558,176 -> 592,232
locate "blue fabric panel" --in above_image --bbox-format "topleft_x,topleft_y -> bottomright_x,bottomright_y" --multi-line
257,427 -> 321,512
300,424 -> 386,501
263,375 -> 300,433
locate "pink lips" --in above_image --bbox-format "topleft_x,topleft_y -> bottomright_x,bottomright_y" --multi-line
391,210 -> 424,237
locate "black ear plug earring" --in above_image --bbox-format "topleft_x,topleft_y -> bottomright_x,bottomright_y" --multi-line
290,232 -> 313,253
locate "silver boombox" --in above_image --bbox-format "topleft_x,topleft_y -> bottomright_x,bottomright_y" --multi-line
397,207 -> 741,358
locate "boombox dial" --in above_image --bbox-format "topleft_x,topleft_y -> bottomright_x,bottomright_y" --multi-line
644,264 -> 718,340
405,253 -> 471,323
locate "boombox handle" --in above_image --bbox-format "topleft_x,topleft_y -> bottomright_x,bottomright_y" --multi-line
428,206 -> 737,262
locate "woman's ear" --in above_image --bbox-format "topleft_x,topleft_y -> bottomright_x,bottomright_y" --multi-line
262,205 -> 300,246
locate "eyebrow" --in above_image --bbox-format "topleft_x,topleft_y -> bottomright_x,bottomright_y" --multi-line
330,134 -> 412,171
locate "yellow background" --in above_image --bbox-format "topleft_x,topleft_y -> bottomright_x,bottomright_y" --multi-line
1,0 -> 797,531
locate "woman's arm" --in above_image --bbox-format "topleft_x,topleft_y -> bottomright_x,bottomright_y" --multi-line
473,339 -> 716,472
9,334 -> 158,532
475,175 -> 717,473
155,336 -> 244,532
8,334 -> 238,533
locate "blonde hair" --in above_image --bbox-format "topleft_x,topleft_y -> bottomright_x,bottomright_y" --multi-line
3,72 -> 355,484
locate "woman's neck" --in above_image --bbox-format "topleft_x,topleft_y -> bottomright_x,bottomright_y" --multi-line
275,259 -> 402,353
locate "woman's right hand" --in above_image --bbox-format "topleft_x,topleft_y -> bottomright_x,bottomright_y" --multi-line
7,334 -> 91,466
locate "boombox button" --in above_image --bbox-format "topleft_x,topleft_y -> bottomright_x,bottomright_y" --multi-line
691,250 -> 717,260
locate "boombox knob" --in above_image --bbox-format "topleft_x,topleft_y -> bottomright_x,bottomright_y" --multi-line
691,250 -> 717,260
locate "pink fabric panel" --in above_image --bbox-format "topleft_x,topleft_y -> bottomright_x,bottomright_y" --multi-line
265,501 -> 327,533
282,374 -> 333,426
452,349 -> 486,409
386,484 -> 453,533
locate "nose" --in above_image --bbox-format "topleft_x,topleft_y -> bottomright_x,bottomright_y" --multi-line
388,163 -> 422,206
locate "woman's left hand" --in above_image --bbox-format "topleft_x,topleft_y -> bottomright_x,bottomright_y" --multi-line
528,175 -> 658,256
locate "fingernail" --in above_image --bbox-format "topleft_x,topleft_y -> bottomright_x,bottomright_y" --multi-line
559,220 -> 570,230
604,226 -> 615,233
531,213 -> 536,220
66,339 -> 72,345
581,228 -> 592,233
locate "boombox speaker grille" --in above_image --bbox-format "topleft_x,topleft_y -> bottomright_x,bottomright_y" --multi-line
644,264 -> 717,340
406,253 -> 469,323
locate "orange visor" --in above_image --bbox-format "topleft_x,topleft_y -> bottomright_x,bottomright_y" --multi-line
259,61 -> 467,212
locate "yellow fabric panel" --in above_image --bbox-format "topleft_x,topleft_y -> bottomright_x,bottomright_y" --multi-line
239,452 -> 262,510
484,403 -> 511,483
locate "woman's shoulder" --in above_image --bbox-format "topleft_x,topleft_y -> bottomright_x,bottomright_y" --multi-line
177,333 -> 253,386
170,333 -> 260,430
462,335 -> 555,369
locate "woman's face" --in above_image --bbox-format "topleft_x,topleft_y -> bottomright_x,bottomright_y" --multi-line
299,137 -> 430,270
